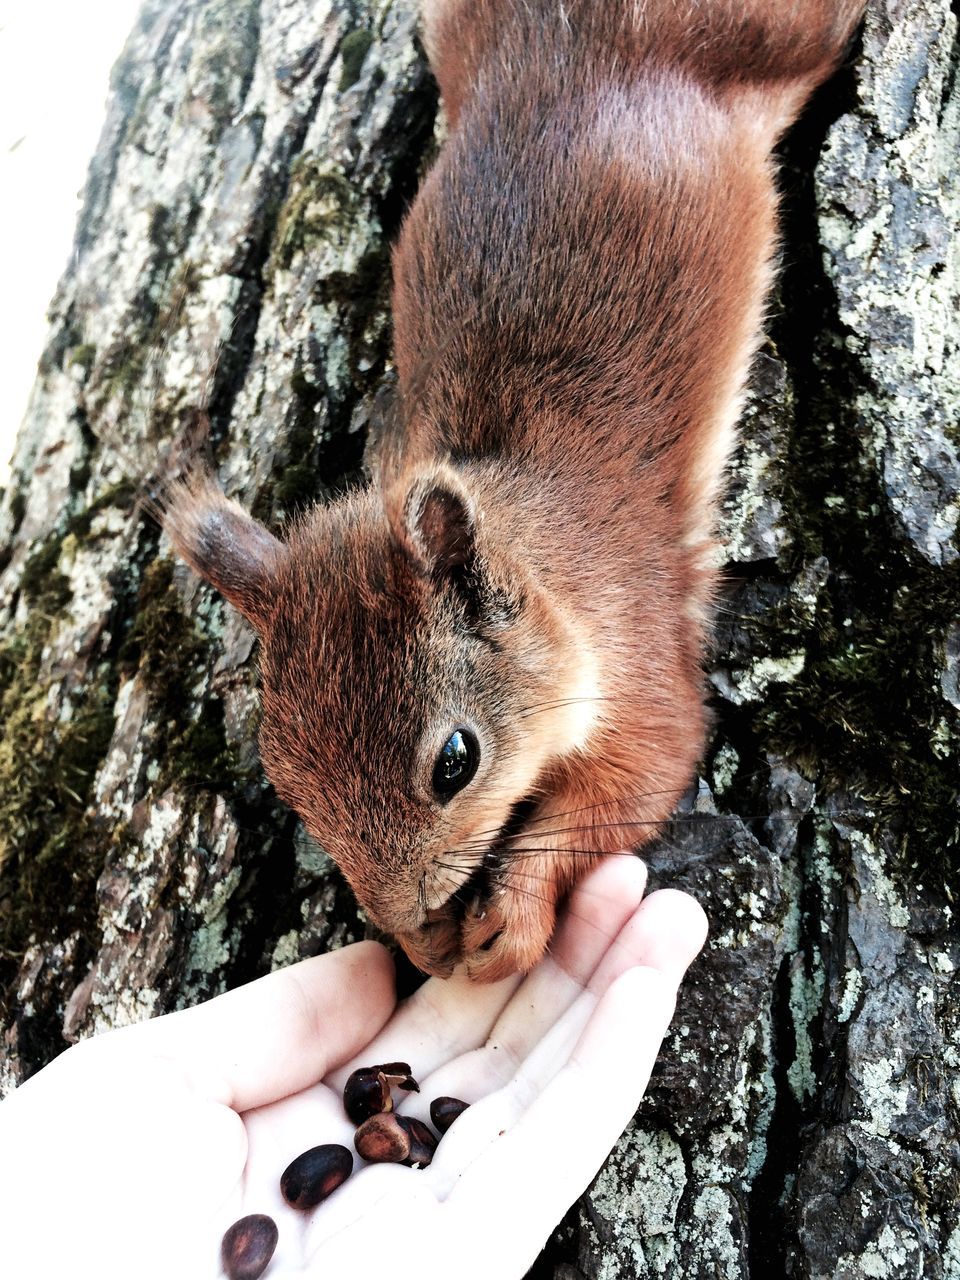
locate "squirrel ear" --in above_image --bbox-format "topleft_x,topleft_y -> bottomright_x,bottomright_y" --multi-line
161,474 -> 285,630
393,466 -> 476,575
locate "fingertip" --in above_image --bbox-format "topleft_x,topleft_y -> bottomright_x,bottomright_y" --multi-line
571,851 -> 648,908
589,884 -> 708,994
345,938 -> 398,989
304,937 -> 396,972
641,887 -> 709,969
609,851 -> 648,899
357,939 -> 401,1018
647,890 -> 706,952
548,853 -> 649,988
287,939 -> 397,1016
218,941 -> 399,1107
315,938 -> 398,1034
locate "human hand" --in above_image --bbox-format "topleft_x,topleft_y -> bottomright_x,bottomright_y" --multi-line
0,857 -> 706,1280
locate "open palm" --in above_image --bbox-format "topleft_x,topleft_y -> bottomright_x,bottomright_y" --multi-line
0,858 -> 705,1280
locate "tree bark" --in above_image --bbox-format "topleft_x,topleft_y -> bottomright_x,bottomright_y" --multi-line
0,2 -> 957,1277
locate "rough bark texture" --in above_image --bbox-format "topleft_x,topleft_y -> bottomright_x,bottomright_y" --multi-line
0,2 -> 957,1276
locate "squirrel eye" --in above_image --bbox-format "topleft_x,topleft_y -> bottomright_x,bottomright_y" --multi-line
432,729 -> 480,800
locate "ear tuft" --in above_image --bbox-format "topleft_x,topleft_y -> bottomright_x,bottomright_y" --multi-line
161,472 -> 286,630
397,468 -> 476,575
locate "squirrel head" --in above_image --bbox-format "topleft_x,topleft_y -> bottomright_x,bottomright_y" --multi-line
163,467 -> 600,980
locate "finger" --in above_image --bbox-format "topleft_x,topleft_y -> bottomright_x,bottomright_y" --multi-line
443,965 -> 682,1268
398,858 -> 646,1109
328,858 -> 646,1094
547,854 -> 648,982
407,876 -> 694,1122
326,966 -> 523,1093
420,889 -> 706,1197
474,856 -> 648,1071
94,941 -> 397,1111
587,886 -> 708,991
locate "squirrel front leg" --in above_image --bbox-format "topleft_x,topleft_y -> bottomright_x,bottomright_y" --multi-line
460,721 -> 704,982
460,823 -> 596,984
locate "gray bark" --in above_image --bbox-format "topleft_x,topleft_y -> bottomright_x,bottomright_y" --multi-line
0,2 -> 957,1276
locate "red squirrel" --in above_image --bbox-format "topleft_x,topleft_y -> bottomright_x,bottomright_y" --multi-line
163,1 -> 866,982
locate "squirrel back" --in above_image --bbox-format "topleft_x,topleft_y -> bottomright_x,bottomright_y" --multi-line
389,0 -> 864,591
424,0 -> 864,128
164,0 -> 865,981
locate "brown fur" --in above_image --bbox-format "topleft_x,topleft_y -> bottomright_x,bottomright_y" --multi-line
164,0 -> 865,981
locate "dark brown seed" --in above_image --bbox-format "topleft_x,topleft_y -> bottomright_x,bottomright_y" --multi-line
379,1061 -> 420,1093
343,1063 -> 421,1123
399,1115 -> 439,1168
354,1112 -> 412,1163
220,1214 -> 278,1280
430,1096 -> 470,1134
377,1061 -> 413,1075
280,1143 -> 353,1209
343,1067 -> 392,1124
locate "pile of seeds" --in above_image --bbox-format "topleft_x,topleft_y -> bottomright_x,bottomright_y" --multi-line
220,1063 -> 470,1279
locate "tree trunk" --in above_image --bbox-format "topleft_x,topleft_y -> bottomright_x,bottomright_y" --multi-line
0,2 -> 957,1276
